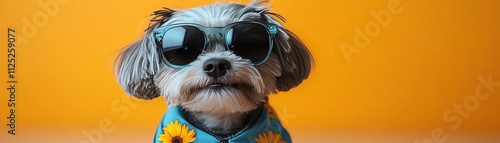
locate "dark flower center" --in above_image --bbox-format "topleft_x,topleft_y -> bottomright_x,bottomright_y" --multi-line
172,136 -> 183,143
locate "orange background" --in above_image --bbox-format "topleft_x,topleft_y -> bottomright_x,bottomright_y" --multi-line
1,0 -> 500,142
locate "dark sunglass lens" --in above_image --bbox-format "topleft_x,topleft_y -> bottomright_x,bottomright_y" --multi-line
226,23 -> 270,63
161,26 -> 205,66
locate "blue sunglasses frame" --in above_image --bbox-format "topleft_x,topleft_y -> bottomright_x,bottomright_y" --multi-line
153,21 -> 278,69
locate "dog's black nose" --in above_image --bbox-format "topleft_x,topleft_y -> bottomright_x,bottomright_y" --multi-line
203,59 -> 231,78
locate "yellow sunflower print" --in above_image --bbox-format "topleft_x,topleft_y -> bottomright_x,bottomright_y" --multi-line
255,130 -> 287,143
158,120 -> 196,143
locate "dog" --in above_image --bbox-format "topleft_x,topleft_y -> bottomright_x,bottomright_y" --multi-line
115,0 -> 313,142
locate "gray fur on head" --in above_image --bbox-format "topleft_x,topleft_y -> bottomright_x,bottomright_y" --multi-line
115,8 -> 175,99
114,0 -> 313,112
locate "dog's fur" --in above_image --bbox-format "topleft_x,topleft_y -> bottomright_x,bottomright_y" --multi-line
115,0 -> 313,133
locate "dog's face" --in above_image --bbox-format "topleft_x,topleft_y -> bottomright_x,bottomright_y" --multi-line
115,1 -> 313,114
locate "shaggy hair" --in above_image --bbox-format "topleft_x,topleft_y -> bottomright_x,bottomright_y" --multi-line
115,0 -> 313,131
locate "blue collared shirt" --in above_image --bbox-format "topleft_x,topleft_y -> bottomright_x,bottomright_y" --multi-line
154,105 -> 291,143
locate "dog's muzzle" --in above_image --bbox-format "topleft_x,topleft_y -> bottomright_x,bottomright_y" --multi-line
203,58 -> 231,78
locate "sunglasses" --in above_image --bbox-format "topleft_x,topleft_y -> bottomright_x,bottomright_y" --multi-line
153,21 -> 278,69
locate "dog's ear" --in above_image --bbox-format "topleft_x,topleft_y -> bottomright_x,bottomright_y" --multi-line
115,35 -> 161,100
274,29 -> 314,91
115,8 -> 175,100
